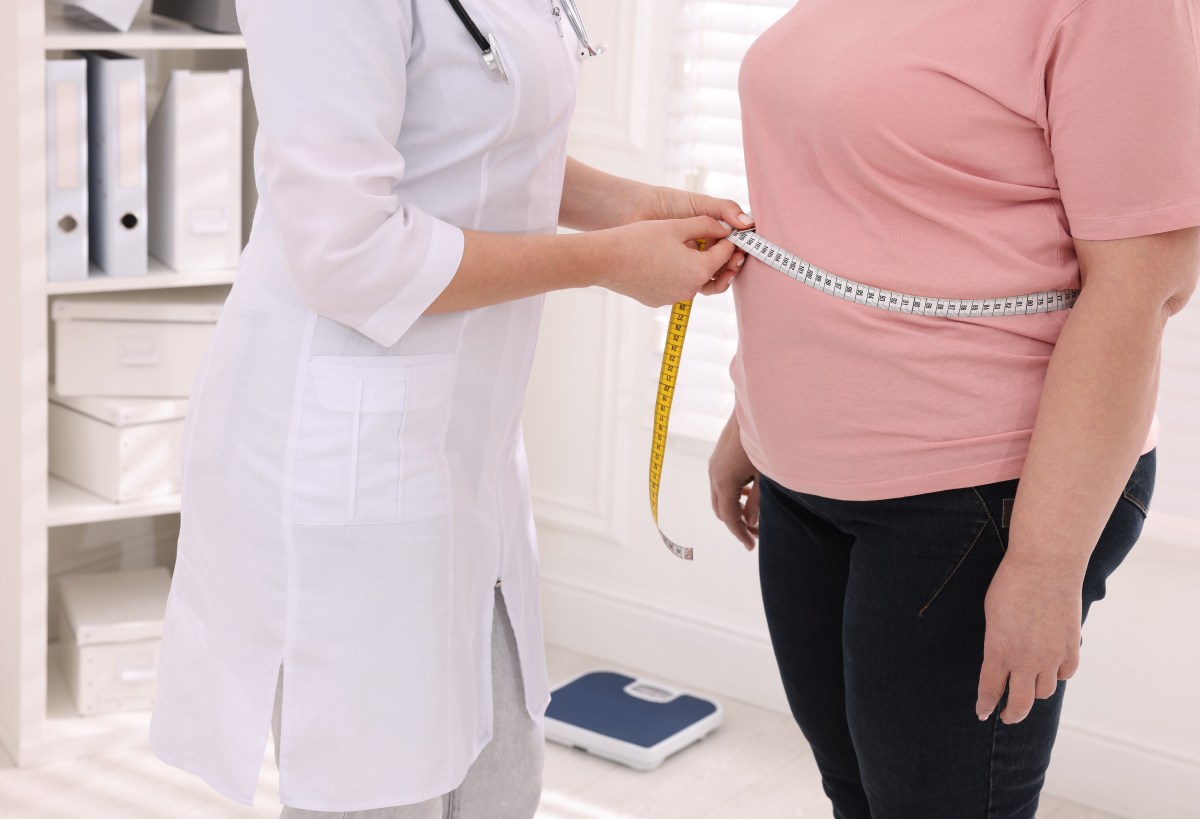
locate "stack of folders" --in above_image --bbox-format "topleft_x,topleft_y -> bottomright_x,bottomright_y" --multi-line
45,54 -> 243,282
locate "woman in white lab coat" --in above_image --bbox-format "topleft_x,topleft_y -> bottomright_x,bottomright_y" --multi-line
148,1 -> 748,816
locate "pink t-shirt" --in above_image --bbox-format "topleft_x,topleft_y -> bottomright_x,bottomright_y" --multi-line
732,0 -> 1200,501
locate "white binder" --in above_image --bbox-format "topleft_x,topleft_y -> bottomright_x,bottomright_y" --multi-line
84,51 -> 148,278
45,59 -> 89,282
54,0 -> 146,33
148,69 -> 244,272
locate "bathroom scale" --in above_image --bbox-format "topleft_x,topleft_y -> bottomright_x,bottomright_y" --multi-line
544,670 -> 722,771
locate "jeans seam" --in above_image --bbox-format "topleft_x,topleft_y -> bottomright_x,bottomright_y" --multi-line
986,714 -> 999,819
972,487 -> 1006,552
1120,488 -> 1149,517
918,506 -> 990,617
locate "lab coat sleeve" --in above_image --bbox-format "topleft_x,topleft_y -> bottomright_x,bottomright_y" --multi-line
237,0 -> 465,347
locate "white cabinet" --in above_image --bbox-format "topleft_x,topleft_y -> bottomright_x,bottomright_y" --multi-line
0,1 -> 252,766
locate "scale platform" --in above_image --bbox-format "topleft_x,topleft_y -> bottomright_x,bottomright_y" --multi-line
544,670 -> 722,771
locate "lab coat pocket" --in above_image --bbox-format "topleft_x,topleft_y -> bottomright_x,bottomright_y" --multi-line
291,354 -> 455,526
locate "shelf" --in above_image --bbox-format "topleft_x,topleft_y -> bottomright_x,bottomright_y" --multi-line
44,7 -> 245,51
21,645 -> 152,766
46,259 -> 236,295
48,477 -> 180,529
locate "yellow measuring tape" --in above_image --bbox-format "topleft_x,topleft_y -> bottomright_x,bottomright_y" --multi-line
649,240 -> 705,562
650,298 -> 695,561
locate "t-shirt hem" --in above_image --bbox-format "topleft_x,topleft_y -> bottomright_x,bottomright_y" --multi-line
749,451 -> 1031,502
747,429 -> 1159,503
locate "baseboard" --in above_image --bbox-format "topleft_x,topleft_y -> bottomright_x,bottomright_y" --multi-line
1045,722 -> 1200,819
540,574 -> 790,714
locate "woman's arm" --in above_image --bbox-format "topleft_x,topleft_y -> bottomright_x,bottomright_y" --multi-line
559,157 -> 753,232
428,156 -> 757,314
976,226 -> 1200,725
426,216 -> 737,314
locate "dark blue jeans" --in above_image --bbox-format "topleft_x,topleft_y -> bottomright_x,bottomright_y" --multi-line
757,451 -> 1155,819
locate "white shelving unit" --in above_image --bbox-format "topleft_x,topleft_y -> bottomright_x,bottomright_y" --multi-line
0,1 -> 252,767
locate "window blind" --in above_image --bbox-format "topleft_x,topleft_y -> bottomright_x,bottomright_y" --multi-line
659,0 -> 790,441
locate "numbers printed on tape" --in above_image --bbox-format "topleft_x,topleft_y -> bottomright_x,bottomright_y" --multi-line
650,297 -> 695,561
650,229 -> 1080,561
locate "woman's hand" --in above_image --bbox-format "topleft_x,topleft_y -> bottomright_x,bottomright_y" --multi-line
709,412 -> 760,550
976,556 -> 1085,724
596,216 -> 737,306
558,161 -> 751,294
635,184 -> 753,232
635,186 -> 752,289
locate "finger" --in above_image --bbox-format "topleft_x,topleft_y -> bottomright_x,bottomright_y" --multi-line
1057,656 -> 1079,681
699,269 -> 737,296
745,480 -> 761,531
741,487 -> 760,541
720,252 -> 746,279
715,200 -> 754,231
688,194 -> 753,231
715,488 -> 754,549
679,215 -> 734,243
976,656 -> 1008,721
1000,672 -> 1036,724
704,238 -> 737,268
1034,673 -> 1059,701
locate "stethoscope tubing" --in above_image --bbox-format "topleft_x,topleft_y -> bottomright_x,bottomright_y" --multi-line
445,0 -> 602,81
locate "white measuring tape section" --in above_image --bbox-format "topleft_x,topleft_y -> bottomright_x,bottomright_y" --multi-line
727,230 -> 1080,317
650,229 -> 1081,561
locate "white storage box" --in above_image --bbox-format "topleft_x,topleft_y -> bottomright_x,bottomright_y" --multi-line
52,286 -> 224,397
49,387 -> 187,503
57,568 -> 172,717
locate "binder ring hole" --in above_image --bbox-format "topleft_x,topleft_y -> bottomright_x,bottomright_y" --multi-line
121,213 -> 138,230
58,215 -> 78,233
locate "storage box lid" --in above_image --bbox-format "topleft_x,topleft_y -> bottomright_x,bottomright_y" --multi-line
58,568 -> 172,646
49,385 -> 189,426
51,286 -> 226,324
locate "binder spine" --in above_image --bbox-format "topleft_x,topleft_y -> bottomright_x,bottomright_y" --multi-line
85,51 -> 149,278
148,69 -> 244,272
46,59 -> 90,282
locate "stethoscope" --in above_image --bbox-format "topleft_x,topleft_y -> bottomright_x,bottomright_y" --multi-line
444,0 -> 606,84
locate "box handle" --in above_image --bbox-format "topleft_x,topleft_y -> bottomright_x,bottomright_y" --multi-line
118,335 -> 160,367
118,662 -> 158,684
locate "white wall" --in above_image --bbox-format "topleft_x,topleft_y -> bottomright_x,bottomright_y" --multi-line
526,2 -> 1200,816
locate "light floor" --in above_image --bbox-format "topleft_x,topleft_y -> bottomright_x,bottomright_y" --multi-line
0,644 -> 1122,819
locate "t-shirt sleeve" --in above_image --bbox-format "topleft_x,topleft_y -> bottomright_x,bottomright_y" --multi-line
1040,0 -> 1200,240
238,0 -> 465,348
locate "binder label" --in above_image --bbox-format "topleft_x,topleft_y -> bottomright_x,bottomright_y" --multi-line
117,80 -> 141,190
54,82 -> 80,190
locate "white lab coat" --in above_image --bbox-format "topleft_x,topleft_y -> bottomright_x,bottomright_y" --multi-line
149,0 -> 580,811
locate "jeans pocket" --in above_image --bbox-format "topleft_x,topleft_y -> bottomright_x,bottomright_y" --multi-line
290,354 -> 455,526
1117,449 -> 1156,519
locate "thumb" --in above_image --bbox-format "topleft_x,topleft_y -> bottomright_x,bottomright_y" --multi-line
677,215 -> 733,243
704,239 -> 737,269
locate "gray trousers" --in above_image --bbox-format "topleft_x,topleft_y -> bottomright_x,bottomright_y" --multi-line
275,589 -> 544,819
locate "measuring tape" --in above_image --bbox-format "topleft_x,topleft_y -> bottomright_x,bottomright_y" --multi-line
649,229 -> 1081,560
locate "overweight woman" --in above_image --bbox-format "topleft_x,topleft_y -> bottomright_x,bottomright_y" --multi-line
710,2 -> 1200,817
149,1 -> 747,816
